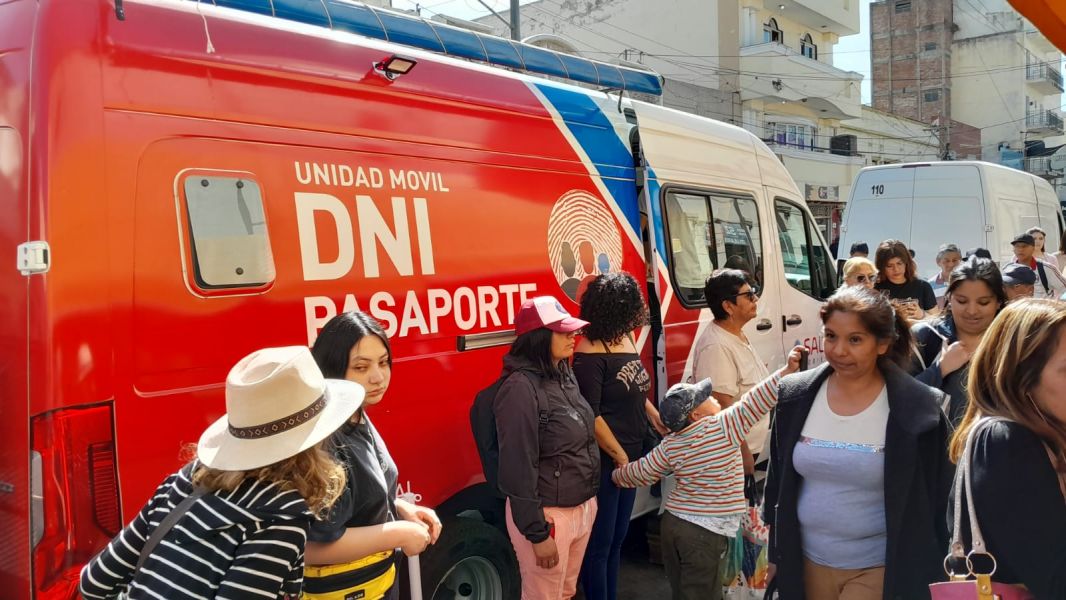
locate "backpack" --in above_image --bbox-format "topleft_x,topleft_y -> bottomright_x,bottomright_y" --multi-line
470,369 -> 550,497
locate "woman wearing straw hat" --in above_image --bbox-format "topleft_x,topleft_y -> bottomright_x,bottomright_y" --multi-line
80,346 -> 364,599
304,311 -> 441,600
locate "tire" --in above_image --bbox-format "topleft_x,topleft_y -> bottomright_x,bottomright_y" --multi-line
416,516 -> 521,600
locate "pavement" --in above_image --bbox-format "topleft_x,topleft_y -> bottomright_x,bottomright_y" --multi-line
575,514 -> 671,598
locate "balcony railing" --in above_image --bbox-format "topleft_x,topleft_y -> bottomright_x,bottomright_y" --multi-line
1026,156 -> 1052,175
1026,110 -> 1064,132
1027,61 -> 1065,92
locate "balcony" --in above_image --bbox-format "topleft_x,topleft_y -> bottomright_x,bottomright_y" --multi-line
1026,110 -> 1064,133
1025,156 -> 1056,176
1027,61 -> 1064,94
739,43 -> 863,121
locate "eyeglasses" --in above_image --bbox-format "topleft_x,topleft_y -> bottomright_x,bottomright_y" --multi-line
727,288 -> 759,301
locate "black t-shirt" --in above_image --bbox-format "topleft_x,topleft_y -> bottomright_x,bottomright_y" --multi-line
572,352 -> 652,461
309,415 -> 399,544
875,278 -> 937,311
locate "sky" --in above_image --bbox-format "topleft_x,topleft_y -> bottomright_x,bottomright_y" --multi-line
393,0 -> 1063,109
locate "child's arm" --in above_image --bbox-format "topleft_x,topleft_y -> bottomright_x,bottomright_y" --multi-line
719,347 -> 804,446
612,440 -> 673,488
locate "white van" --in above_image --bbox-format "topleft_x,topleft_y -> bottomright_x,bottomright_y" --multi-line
838,161 -> 1063,278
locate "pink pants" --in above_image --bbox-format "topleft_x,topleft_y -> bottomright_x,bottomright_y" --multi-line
506,498 -> 598,600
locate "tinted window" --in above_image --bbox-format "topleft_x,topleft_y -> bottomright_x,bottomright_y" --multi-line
663,189 -> 763,307
776,199 -> 836,300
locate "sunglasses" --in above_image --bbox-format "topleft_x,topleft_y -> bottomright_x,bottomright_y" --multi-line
854,274 -> 876,283
727,288 -> 759,301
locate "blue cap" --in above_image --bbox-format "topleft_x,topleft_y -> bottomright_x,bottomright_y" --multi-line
660,379 -> 714,432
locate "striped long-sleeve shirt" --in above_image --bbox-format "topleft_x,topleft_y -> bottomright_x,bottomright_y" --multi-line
613,371 -> 782,518
80,462 -> 314,600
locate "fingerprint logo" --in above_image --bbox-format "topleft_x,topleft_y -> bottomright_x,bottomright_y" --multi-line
547,190 -> 623,302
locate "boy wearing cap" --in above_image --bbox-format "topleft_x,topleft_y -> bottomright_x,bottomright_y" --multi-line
1002,262 -> 1037,301
613,347 -> 804,600
1011,232 -> 1066,299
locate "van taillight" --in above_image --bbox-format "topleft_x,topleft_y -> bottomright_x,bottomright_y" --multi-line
31,404 -> 119,599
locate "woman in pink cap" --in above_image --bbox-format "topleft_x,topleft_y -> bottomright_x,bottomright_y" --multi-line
495,296 -> 600,599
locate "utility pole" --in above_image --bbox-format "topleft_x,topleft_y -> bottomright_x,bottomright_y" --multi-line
510,0 -> 520,41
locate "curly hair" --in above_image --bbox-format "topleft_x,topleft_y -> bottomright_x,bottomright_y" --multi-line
579,273 -> 650,345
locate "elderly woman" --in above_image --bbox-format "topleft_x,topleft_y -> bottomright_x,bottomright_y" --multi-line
841,257 -> 877,290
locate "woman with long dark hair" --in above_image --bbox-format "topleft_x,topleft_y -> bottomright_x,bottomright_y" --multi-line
912,257 -> 1006,425
573,273 -> 664,600
949,299 -> 1066,598
764,287 -> 952,600
495,296 -> 599,600
304,312 -> 441,600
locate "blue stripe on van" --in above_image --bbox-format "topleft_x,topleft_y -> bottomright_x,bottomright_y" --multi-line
532,84 -> 641,238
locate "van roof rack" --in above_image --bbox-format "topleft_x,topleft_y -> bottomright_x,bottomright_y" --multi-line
207,0 -> 664,96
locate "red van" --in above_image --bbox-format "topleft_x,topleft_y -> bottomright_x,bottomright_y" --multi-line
0,1 -> 837,598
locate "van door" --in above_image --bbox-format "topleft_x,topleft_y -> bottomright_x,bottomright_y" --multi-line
909,165 -> 985,278
772,194 -> 837,367
1034,179 -> 1063,252
632,102 -> 784,385
839,167 -> 916,262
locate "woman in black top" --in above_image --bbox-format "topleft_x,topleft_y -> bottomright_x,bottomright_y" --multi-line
911,258 -> 1005,426
574,273 -> 666,600
305,312 -> 441,600
950,298 -> 1066,598
874,239 -> 937,319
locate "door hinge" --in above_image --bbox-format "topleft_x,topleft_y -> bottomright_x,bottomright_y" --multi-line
17,241 -> 50,275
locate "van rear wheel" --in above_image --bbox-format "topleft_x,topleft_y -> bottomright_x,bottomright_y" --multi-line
420,516 -> 520,600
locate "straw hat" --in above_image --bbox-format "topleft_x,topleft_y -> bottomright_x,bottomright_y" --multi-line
197,346 -> 364,471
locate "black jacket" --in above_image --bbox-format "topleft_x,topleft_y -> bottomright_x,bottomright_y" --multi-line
912,318 -> 968,426
764,363 -> 954,600
953,419 -> 1066,598
494,354 -> 599,543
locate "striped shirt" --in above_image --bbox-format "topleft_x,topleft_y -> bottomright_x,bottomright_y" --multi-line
613,372 -> 781,518
80,462 -> 314,600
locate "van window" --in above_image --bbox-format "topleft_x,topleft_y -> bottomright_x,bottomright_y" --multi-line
663,189 -> 763,307
181,174 -> 276,291
775,199 -> 836,300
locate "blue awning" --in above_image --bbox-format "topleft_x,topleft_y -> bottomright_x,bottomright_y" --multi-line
210,0 -> 663,96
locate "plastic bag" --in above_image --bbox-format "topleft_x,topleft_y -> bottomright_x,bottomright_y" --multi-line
720,529 -> 745,587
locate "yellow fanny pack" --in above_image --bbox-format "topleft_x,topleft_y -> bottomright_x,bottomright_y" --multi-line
303,550 -> 397,600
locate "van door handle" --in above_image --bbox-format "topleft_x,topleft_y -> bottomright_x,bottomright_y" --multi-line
755,319 -> 773,331
785,315 -> 803,327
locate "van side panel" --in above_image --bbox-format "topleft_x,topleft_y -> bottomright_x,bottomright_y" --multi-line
0,0 -> 33,594
100,4 -> 649,518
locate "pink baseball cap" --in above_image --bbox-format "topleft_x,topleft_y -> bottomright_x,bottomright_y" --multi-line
514,296 -> 589,336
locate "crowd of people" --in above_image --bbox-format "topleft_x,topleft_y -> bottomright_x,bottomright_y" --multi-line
79,232 -> 1066,600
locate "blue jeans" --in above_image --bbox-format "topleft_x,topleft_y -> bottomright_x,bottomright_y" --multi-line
578,458 -> 637,600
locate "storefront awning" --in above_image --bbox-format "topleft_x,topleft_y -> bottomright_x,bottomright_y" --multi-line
1011,0 -> 1066,51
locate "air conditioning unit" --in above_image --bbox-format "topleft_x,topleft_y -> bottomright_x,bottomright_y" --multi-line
830,134 -> 858,156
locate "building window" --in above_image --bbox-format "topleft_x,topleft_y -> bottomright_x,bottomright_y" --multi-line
801,34 -> 818,59
924,41 -> 938,51
763,18 -> 783,44
924,89 -> 940,102
767,122 -> 818,150
895,1 -> 911,12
